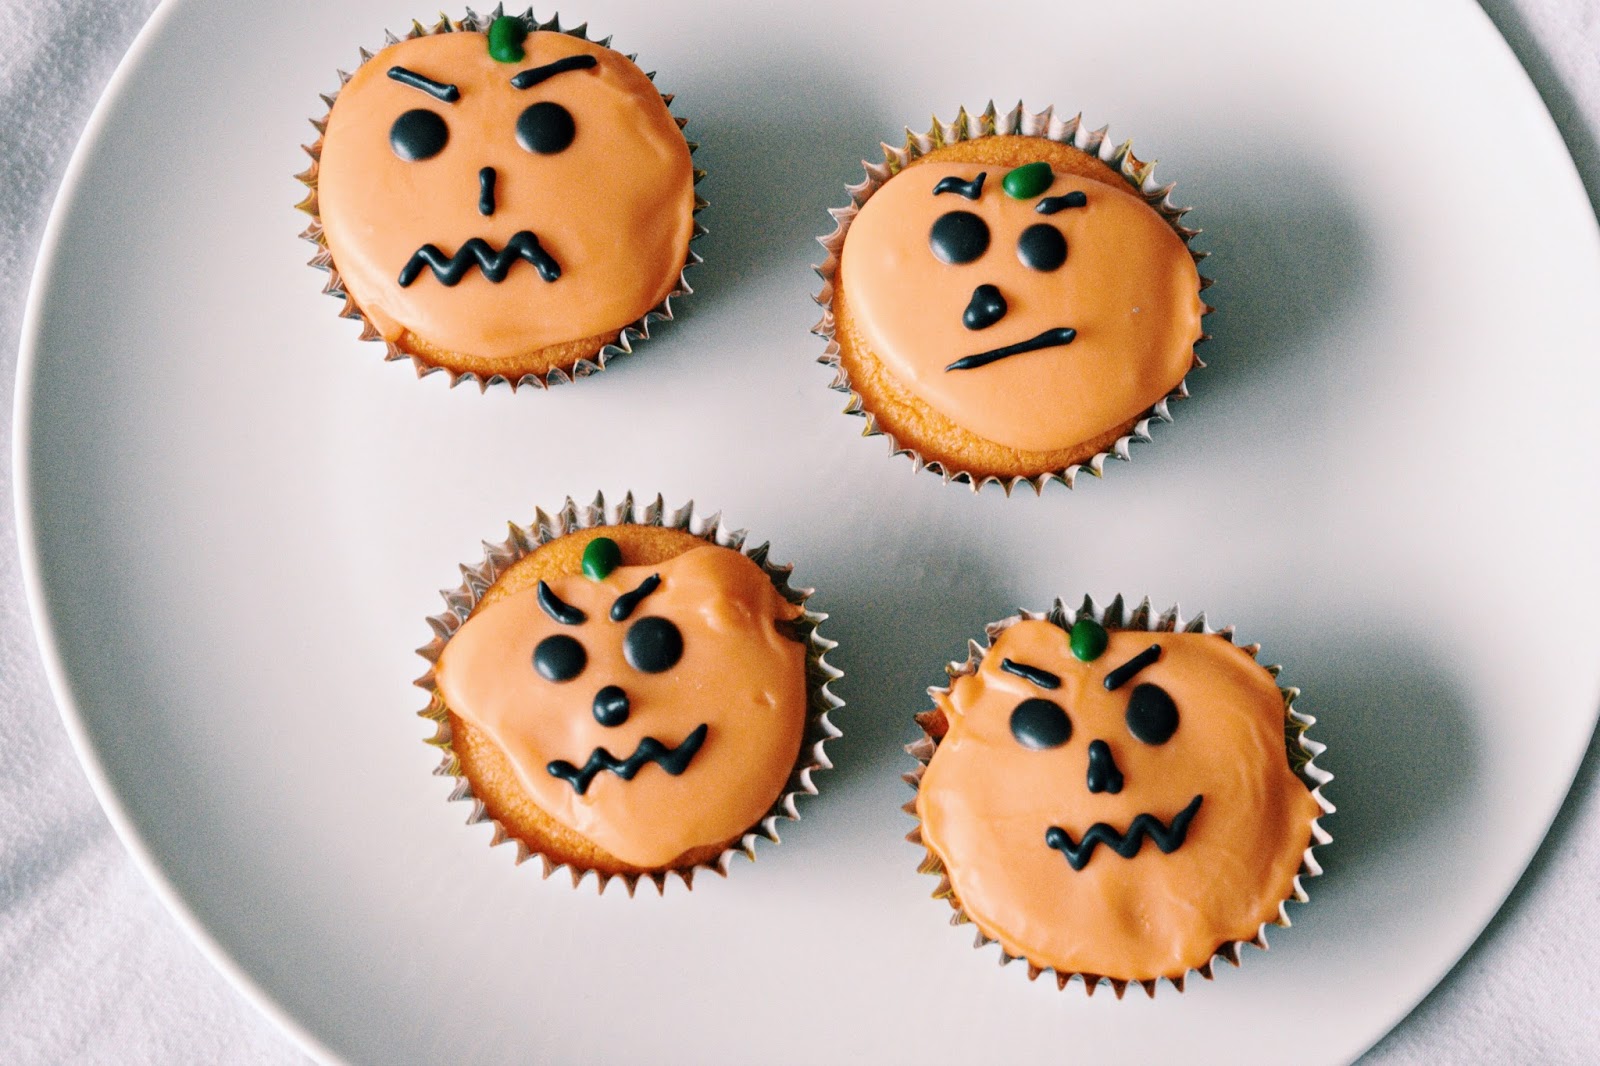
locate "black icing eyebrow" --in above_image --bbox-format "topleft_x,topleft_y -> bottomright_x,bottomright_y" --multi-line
609,573 -> 662,622
387,66 -> 460,103
1103,644 -> 1162,691
1000,657 -> 1061,690
510,53 -> 599,89
536,581 -> 587,626
933,172 -> 986,200
1035,190 -> 1088,214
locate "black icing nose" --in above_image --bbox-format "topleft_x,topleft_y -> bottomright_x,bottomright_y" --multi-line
593,685 -> 629,727
1086,739 -> 1124,794
478,166 -> 497,216
962,283 -> 1007,330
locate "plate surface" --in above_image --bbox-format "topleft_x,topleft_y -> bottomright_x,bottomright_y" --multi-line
15,0 -> 1600,1062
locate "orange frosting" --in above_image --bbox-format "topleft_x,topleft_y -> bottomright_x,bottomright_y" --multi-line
435,545 -> 806,869
317,30 -> 695,362
916,622 -> 1321,980
840,163 -> 1203,453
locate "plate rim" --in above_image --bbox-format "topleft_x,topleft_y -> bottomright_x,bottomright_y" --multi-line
10,0 -> 344,1060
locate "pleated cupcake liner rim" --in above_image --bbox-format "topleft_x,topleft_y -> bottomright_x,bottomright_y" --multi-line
903,594 -> 1334,996
297,6 -> 707,390
813,102 -> 1214,495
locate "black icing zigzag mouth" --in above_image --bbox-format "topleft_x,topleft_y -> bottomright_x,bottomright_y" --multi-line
1044,794 -> 1203,871
398,230 -> 562,287
546,723 -> 709,795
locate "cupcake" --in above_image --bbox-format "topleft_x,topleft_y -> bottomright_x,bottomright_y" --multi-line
416,494 -> 842,893
907,597 -> 1331,995
815,104 -> 1210,492
299,10 -> 704,388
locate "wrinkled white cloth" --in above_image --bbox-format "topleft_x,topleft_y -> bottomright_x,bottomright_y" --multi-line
2,1 -> 1598,1063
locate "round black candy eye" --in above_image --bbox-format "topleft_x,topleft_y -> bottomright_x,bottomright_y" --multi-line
533,634 -> 586,682
516,101 -> 576,155
1017,223 -> 1067,271
1126,683 -> 1179,745
1009,698 -> 1073,750
929,210 -> 991,265
623,616 -> 683,674
390,109 -> 449,162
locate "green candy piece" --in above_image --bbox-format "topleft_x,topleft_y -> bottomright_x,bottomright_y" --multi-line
487,15 -> 527,63
581,536 -> 622,581
1069,618 -> 1109,662
1002,161 -> 1054,200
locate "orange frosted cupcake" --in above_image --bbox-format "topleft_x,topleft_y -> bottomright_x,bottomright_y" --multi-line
300,12 -> 703,388
815,104 -> 1210,492
416,494 -> 842,893
907,597 -> 1331,995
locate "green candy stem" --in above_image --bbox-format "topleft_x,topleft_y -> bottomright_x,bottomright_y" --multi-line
487,15 -> 527,63
1002,161 -> 1054,200
1069,617 -> 1109,662
581,536 -> 622,581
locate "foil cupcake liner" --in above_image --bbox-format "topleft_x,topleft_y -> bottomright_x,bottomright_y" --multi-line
904,595 -> 1333,996
296,7 -> 708,390
415,492 -> 844,895
813,102 -> 1214,494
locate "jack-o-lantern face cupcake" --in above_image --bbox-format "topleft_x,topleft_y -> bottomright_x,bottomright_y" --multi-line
300,12 -> 703,388
417,494 -> 841,893
815,104 -> 1210,491
907,597 -> 1331,995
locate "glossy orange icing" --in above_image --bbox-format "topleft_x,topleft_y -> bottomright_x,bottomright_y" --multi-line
916,621 -> 1322,980
317,30 -> 695,362
435,545 -> 806,869
840,163 -> 1203,453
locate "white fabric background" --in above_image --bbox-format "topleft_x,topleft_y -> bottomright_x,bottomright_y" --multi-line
2,1 -> 1597,1063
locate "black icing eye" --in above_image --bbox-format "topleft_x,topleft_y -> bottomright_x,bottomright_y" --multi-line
533,634 -> 586,683
1017,223 -> 1067,271
516,101 -> 576,155
1126,683 -> 1179,745
930,210 -> 991,265
623,616 -> 683,674
1009,698 -> 1073,750
389,109 -> 449,162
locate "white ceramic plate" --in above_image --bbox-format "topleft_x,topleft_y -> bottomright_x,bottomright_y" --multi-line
15,0 -> 1600,1062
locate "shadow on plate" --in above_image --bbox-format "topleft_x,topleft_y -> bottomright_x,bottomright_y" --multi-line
809,539 -> 1011,813
1362,702 -> 1600,1057
1274,625 -> 1479,885
669,58 -> 899,325
1168,149 -> 1380,459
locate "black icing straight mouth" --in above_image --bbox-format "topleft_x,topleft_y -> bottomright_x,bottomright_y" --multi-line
1044,794 -> 1203,871
546,723 -> 709,795
398,231 -> 561,287
945,326 -> 1077,372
